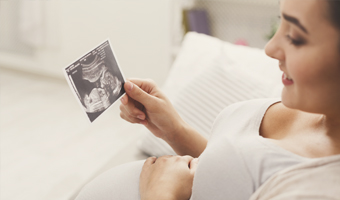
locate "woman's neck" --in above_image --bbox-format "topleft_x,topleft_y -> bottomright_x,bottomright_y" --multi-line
305,113 -> 340,156
318,114 -> 340,139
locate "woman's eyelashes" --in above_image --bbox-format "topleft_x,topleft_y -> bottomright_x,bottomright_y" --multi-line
285,34 -> 305,46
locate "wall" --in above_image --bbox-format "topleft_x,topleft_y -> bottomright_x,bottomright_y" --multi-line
0,0 -> 172,85
196,0 -> 280,48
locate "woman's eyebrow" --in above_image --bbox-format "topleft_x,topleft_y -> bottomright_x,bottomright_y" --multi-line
282,13 -> 309,34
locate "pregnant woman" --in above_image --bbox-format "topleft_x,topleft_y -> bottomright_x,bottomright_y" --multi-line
76,0 -> 340,199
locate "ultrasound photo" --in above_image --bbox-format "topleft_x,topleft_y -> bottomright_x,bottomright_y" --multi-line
64,40 -> 125,122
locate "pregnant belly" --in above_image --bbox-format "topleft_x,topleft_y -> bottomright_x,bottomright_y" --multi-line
75,160 -> 145,200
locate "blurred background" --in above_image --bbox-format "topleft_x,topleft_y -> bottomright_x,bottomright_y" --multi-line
0,0 -> 279,199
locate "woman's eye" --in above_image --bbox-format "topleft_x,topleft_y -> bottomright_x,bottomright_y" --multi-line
285,34 -> 305,46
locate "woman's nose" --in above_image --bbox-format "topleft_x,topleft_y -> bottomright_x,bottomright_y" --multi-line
264,32 -> 285,62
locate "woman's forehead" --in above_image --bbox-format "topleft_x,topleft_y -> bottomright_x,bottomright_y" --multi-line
280,0 -> 332,32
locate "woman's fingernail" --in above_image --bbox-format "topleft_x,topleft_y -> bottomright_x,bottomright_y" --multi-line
120,98 -> 125,104
137,115 -> 144,120
128,82 -> 133,91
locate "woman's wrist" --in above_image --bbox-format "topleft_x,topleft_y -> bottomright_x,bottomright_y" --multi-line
162,119 -> 188,144
164,121 -> 207,157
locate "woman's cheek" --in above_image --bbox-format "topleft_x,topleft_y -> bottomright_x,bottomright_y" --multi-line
288,54 -> 318,87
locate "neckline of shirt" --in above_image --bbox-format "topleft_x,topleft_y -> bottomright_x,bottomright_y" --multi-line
252,98 -> 332,161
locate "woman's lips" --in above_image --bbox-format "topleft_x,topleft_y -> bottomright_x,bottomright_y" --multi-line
282,73 -> 294,86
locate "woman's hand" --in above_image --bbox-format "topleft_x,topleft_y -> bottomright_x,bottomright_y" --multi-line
120,78 -> 208,158
139,155 -> 199,200
119,79 -> 185,142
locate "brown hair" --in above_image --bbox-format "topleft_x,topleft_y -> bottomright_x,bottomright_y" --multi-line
327,0 -> 340,50
327,0 -> 340,29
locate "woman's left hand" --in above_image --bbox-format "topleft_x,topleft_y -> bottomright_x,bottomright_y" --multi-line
140,155 -> 199,200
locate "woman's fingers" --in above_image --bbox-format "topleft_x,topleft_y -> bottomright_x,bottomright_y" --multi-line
119,96 -> 146,120
154,155 -> 195,168
177,155 -> 199,175
180,155 -> 194,164
177,155 -> 198,176
140,157 -> 157,182
189,158 -> 199,175
155,155 -> 174,162
124,81 -> 157,109
120,111 -> 147,125
120,102 -> 145,120
120,94 -> 128,105
139,155 -> 195,200
144,156 -> 157,166
128,78 -> 156,94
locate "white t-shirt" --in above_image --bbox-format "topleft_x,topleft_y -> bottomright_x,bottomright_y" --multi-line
76,98 -> 316,200
190,98 -> 313,200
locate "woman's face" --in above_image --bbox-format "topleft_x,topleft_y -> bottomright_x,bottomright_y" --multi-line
265,0 -> 340,116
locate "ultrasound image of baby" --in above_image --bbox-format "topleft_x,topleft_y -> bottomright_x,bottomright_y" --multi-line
81,54 -> 122,113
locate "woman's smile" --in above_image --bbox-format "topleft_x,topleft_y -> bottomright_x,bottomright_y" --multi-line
282,72 -> 294,86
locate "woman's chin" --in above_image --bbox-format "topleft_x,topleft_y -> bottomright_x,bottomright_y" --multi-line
280,88 -> 295,109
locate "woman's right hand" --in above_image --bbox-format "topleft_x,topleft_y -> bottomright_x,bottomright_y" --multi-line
119,79 -> 185,142
140,155 -> 199,200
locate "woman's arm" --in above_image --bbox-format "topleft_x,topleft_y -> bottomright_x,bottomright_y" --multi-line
119,79 -> 207,157
165,122 -> 207,158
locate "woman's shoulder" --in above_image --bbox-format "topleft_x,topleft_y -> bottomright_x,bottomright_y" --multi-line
213,98 -> 281,128
218,98 -> 281,119
209,98 -> 283,139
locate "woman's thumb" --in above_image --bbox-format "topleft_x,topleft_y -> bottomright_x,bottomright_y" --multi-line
124,81 -> 153,108
189,158 -> 199,175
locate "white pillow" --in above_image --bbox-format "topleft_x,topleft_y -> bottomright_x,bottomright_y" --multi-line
137,32 -> 283,157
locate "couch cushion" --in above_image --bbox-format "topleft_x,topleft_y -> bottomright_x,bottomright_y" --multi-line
137,32 -> 283,157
